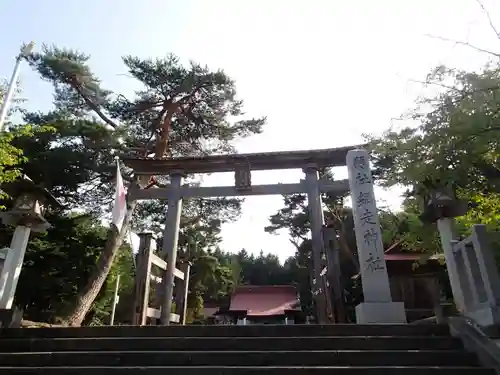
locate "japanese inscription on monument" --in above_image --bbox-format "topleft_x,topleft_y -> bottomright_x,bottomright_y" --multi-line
347,150 -> 387,274
347,149 -> 405,322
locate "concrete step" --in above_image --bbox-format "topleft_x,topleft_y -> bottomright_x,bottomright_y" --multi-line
0,366 -> 493,375
0,350 -> 479,367
0,336 -> 463,352
0,324 -> 451,338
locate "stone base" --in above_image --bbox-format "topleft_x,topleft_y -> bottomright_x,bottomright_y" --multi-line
0,307 -> 22,328
355,302 -> 407,324
466,305 -> 500,327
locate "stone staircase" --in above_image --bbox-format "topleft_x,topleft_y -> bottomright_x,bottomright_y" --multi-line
0,324 -> 494,374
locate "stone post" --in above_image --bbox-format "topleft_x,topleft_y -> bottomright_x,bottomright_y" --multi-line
418,183 -> 469,318
0,178 -> 60,311
160,172 -> 184,325
304,166 -> 328,324
109,274 -> 120,326
470,225 -> 500,308
323,226 -> 346,323
180,261 -> 191,325
174,260 -> 191,325
0,226 -> 31,309
346,149 -> 406,324
437,218 -> 467,312
132,232 -> 155,325
452,224 -> 500,326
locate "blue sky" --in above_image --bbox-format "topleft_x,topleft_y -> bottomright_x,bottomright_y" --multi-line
1,0 -> 499,261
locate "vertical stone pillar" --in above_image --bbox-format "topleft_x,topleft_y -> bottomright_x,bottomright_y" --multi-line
0,226 -> 31,309
132,232 -> 155,325
304,166 -> 328,324
109,274 -> 121,326
180,261 -> 191,325
346,149 -> 406,324
174,260 -> 191,325
160,172 -> 184,325
470,225 -> 500,307
323,226 -> 346,323
457,224 -> 500,325
436,218 -> 467,312
174,276 -> 183,320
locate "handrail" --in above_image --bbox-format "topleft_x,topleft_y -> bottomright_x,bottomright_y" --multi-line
448,315 -> 500,374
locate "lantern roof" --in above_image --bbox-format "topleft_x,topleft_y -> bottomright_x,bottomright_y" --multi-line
1,175 -> 61,209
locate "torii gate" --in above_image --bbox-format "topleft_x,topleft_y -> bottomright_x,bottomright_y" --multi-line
124,145 -> 406,325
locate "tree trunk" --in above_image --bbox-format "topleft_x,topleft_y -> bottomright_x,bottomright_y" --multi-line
62,200 -> 137,326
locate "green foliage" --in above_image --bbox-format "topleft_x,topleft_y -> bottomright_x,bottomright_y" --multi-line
0,82 -> 51,200
461,193 -> 500,230
0,124 -> 56,205
229,249 -> 297,286
18,38 -> 500,325
11,112 -> 122,213
85,245 -> 135,326
115,54 -> 265,154
21,43 -> 264,248
25,46 -> 266,159
9,43 -> 266,324
189,252 -> 234,318
369,64 -> 500,195
18,44 -> 267,216
0,132 -> 26,187
0,213 -> 132,323
367,61 -> 500,257
264,169 -> 358,313
377,204 -> 442,254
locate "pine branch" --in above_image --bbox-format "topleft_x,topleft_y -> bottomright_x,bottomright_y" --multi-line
475,0 -> 500,40
72,82 -> 118,129
425,34 -> 500,58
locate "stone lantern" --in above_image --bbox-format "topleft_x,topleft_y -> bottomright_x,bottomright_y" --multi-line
417,180 -> 470,317
0,175 -> 61,313
0,175 -> 60,232
418,182 -> 468,223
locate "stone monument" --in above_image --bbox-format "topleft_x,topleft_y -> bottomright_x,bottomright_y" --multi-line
346,149 -> 406,324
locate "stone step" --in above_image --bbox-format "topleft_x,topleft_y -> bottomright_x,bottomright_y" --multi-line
0,366 -> 493,375
0,350 -> 478,367
0,336 -> 463,352
0,324 -> 451,338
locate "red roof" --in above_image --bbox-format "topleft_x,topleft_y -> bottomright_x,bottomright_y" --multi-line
384,242 -> 444,261
351,252 -> 445,280
384,253 -> 445,261
384,253 -> 422,261
229,285 -> 300,316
